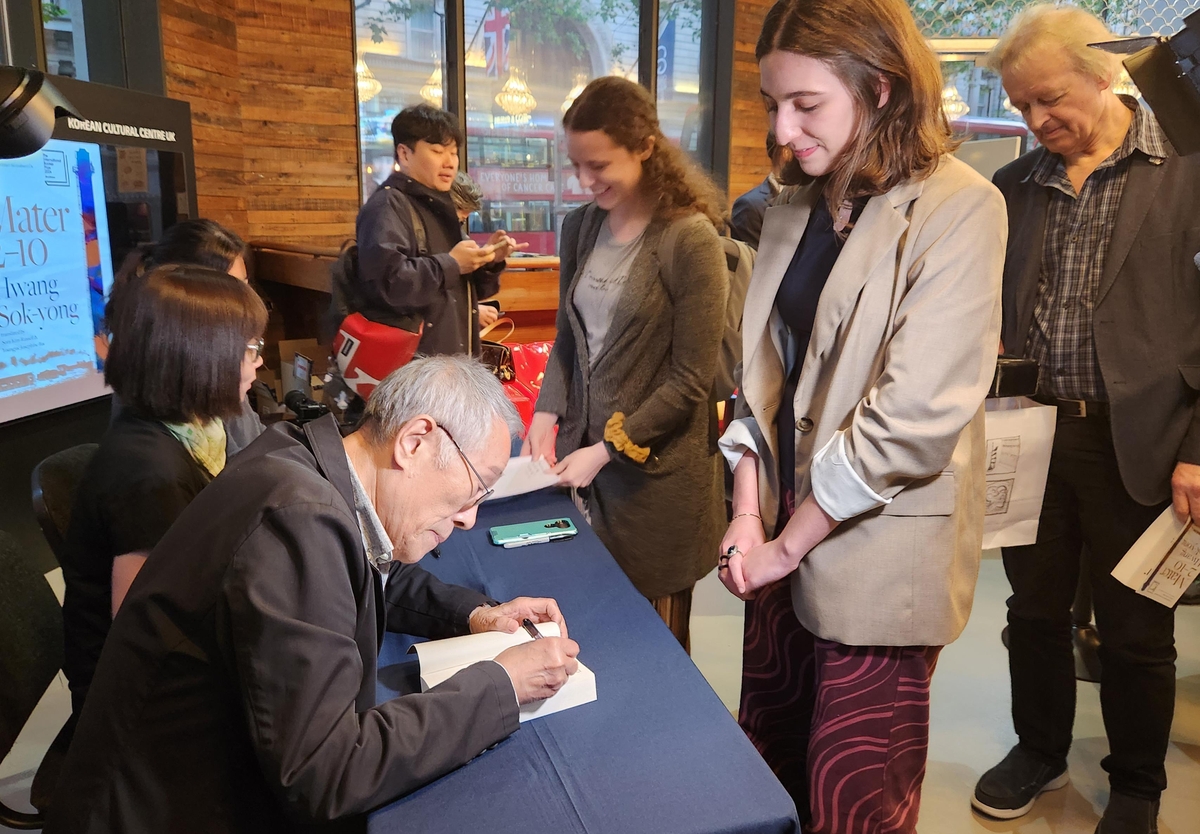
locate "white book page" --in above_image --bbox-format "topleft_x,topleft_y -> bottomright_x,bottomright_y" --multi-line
413,623 -> 596,722
483,455 -> 561,502
1112,508 -> 1200,607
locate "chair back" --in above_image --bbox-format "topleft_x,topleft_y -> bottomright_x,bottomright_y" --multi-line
31,444 -> 98,562
0,530 -> 63,829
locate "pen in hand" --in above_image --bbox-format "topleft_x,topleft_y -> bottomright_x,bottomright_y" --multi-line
521,618 -> 543,640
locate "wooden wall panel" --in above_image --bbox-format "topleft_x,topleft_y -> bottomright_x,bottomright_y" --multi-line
728,0 -> 774,203
160,0 -> 360,248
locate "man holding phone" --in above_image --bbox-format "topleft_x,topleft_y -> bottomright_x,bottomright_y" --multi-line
353,105 -> 525,358
47,357 -> 579,833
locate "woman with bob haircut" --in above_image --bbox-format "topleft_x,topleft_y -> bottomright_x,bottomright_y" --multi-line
108,219 -> 265,455
61,264 -> 268,721
523,75 -> 728,649
716,0 -> 1006,829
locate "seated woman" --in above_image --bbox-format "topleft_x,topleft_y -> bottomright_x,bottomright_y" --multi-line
108,219 -> 266,454
61,264 -> 268,719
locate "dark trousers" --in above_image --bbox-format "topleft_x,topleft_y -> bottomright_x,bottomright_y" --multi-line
1001,413 -> 1176,800
739,581 -> 941,833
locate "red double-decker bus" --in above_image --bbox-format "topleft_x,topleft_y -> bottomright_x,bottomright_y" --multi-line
465,127 -> 589,256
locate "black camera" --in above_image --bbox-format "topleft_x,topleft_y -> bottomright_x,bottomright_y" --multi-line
1093,9 -> 1200,155
0,67 -> 78,159
284,390 -> 329,425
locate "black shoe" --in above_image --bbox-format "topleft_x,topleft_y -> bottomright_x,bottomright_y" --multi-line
971,745 -> 1069,819
1095,792 -> 1159,834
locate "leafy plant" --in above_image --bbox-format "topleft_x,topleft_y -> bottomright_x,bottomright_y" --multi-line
42,2 -> 68,23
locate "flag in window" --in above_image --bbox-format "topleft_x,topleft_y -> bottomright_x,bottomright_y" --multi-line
483,7 -> 511,79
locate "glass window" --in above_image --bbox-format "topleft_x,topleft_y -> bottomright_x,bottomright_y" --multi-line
940,60 -> 1036,154
355,0 -> 448,201
463,0 -> 638,256
41,0 -> 89,80
910,0 -> 1192,38
657,1 -> 704,159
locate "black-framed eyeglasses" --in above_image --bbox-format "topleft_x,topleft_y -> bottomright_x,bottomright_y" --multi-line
245,337 -> 265,362
440,426 -> 493,509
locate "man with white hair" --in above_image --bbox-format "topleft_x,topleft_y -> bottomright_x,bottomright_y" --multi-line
46,355 -> 580,833
974,6 -> 1200,832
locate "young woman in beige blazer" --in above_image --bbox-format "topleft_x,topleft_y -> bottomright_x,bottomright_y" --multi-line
717,1 -> 1006,831
523,77 -> 728,650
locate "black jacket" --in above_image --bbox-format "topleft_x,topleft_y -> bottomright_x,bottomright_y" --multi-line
728,175 -> 780,251
46,415 -> 520,833
354,172 -> 503,356
995,145 -> 1200,504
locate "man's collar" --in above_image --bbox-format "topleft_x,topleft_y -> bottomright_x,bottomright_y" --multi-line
1029,95 -> 1169,187
344,452 -> 395,571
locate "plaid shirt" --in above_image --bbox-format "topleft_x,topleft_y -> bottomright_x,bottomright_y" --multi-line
1024,97 -> 1170,401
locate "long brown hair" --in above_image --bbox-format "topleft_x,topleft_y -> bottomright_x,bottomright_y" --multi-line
757,0 -> 956,220
563,75 -> 726,226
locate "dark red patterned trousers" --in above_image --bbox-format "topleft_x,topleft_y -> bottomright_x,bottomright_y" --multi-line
739,580 -> 941,834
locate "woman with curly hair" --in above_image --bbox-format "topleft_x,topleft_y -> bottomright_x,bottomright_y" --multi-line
522,75 -> 728,650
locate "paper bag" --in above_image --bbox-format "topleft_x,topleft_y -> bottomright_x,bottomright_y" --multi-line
981,397 -> 1056,550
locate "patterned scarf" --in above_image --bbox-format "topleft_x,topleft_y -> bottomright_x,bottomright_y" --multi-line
162,418 -> 227,477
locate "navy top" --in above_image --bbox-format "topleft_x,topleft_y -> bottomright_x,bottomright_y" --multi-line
775,195 -> 866,517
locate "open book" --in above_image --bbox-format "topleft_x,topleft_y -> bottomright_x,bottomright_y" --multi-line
412,622 -> 596,722
1112,507 -> 1200,607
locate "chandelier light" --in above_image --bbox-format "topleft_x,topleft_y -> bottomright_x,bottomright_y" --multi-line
420,67 -> 443,107
356,58 -> 382,103
941,83 -> 969,120
465,45 -> 487,69
561,73 -> 588,114
495,65 -> 537,118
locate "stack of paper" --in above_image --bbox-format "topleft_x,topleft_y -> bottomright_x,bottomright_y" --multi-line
412,622 -> 596,722
1112,508 -> 1200,607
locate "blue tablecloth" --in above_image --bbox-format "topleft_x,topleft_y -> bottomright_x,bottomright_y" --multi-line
368,491 -> 799,834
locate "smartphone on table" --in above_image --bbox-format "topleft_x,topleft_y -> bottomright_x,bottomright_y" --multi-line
488,518 -> 578,548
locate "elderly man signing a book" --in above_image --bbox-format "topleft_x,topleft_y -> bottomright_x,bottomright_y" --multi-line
46,356 -> 580,834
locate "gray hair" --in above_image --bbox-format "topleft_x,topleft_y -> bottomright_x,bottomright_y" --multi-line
363,355 -> 522,466
450,171 -> 483,214
984,4 -> 1120,84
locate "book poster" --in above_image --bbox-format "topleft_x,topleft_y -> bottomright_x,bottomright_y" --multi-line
0,139 -> 115,402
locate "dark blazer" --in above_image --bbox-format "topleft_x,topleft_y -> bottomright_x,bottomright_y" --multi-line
536,205 -> 727,599
46,415 -> 519,834
995,146 -> 1200,505
728,175 -> 777,250
355,172 -> 502,356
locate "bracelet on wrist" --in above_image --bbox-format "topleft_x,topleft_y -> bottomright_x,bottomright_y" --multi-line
731,512 -> 761,521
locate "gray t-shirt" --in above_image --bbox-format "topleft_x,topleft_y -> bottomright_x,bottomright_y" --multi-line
573,221 -> 645,367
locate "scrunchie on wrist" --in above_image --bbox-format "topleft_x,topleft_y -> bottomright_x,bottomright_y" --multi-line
603,412 -> 650,464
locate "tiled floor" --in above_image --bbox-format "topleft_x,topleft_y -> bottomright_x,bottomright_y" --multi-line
5,552 -> 1198,832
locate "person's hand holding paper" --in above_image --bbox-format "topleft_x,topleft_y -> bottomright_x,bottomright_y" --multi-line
494,635 -> 581,704
485,455 -> 562,501
1171,461 -> 1200,525
415,621 -> 593,715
